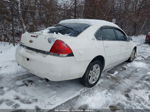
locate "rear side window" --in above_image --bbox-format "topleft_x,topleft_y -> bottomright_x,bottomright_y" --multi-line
101,28 -> 116,40
114,29 -> 127,41
95,29 -> 102,40
48,23 -> 90,37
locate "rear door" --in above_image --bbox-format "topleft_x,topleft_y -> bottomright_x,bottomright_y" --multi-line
100,27 -> 122,68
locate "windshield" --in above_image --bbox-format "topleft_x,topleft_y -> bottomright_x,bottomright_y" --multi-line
48,23 -> 90,37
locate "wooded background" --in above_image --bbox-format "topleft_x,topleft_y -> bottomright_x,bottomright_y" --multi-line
0,0 -> 150,44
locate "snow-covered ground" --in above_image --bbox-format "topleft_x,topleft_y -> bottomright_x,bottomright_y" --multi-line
0,43 -> 84,109
0,35 -> 150,110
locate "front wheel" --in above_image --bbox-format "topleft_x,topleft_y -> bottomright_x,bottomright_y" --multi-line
81,60 -> 102,88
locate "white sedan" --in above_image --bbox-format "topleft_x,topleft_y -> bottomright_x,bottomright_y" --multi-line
16,19 -> 137,87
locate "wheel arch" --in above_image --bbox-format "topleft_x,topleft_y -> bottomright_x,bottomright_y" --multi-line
81,55 -> 105,87
90,55 -> 105,71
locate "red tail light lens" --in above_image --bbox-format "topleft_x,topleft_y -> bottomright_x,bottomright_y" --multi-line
146,35 -> 150,41
50,40 -> 73,56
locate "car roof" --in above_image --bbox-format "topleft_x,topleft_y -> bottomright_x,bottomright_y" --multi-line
59,19 -> 119,28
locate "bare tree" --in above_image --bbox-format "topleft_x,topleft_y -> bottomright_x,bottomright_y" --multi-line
1,0 -> 150,44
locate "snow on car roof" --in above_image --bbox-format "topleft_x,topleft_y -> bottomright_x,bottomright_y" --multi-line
60,19 -> 119,28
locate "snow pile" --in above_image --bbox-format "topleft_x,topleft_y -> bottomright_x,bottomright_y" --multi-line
147,72 -> 150,75
132,35 -> 145,45
0,42 -> 16,61
0,42 -> 25,75
128,61 -> 148,69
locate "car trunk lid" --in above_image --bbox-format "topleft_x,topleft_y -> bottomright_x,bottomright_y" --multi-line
21,32 -> 56,52
20,31 -> 75,54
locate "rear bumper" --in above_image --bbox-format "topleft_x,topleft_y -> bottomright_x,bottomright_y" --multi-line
16,46 -> 88,81
145,40 -> 150,43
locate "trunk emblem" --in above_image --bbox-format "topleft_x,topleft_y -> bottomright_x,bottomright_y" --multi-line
29,40 -> 33,43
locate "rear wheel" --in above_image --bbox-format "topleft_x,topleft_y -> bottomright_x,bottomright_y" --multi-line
128,49 -> 136,62
81,60 -> 103,88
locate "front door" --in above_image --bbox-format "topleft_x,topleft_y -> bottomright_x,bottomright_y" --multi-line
114,28 -> 131,61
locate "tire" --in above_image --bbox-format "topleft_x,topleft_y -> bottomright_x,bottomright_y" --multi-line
81,60 -> 103,88
127,49 -> 136,62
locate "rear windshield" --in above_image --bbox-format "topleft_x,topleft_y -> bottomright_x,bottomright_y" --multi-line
48,23 -> 90,37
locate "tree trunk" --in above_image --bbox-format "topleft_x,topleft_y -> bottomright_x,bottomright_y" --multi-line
17,0 -> 26,33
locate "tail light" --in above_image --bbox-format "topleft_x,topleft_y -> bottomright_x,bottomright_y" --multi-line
146,36 -> 148,40
50,40 -> 74,57
146,35 -> 150,41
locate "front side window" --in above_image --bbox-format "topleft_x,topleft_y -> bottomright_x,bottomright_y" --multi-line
101,28 -> 116,40
114,29 -> 127,41
48,23 -> 90,37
